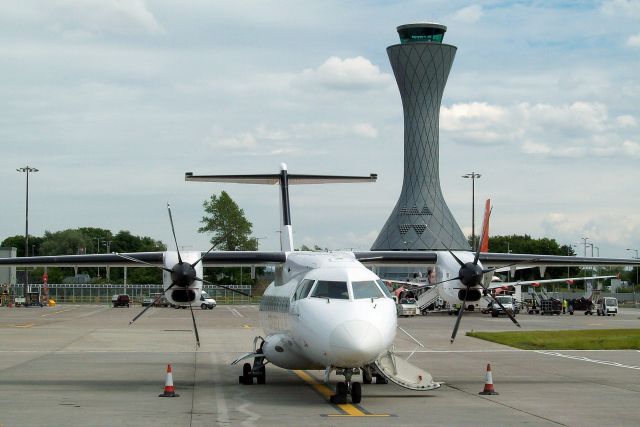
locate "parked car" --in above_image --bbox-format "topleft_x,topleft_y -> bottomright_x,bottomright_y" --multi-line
112,294 -> 130,308
141,297 -> 154,307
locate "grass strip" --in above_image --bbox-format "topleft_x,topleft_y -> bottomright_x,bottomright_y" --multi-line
466,329 -> 640,350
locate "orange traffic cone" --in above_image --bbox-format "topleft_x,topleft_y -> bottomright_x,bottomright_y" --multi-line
479,363 -> 499,395
159,364 -> 180,397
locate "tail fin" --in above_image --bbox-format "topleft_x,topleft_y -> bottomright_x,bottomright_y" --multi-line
479,199 -> 491,253
185,164 -> 377,252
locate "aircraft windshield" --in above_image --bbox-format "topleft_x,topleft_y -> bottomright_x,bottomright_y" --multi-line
375,280 -> 394,298
311,281 -> 349,300
352,281 -> 384,299
293,279 -> 315,300
496,296 -> 512,304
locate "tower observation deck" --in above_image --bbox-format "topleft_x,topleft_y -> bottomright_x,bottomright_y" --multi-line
372,23 -> 470,251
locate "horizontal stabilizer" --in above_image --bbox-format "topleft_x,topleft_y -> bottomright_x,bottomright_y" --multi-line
185,172 -> 377,185
374,350 -> 440,391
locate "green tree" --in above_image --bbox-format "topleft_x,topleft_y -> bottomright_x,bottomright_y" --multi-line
198,191 -> 257,251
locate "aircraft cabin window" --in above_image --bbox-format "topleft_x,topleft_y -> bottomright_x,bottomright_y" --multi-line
293,279 -> 315,300
311,281 -> 349,300
352,281 -> 384,299
375,280 -> 394,299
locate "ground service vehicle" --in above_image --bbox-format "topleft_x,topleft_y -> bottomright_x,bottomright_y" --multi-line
397,297 -> 419,316
490,295 -> 515,317
112,294 -> 130,308
596,297 -> 618,316
199,291 -> 216,309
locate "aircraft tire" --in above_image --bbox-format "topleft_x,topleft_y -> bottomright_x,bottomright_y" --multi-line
362,368 -> 372,384
374,374 -> 388,384
351,382 -> 362,404
242,363 -> 253,385
257,366 -> 266,384
331,382 -> 348,404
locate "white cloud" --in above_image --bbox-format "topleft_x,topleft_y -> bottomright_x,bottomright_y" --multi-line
601,0 -> 640,18
442,101 -> 635,158
352,123 -> 378,138
205,122 -> 379,156
295,56 -> 393,92
542,212 -> 640,249
450,5 -> 483,23
622,140 -> 640,157
616,115 -> 637,127
627,33 -> 640,47
50,0 -> 164,37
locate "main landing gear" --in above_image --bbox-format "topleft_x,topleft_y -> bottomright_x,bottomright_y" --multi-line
238,348 -> 267,385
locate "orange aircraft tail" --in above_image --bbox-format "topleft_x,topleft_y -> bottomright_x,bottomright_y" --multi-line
479,199 -> 491,253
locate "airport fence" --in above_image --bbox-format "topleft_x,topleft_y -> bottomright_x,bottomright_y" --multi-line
5,283 -> 254,305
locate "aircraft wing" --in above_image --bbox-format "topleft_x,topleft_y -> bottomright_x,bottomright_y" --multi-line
0,251 -> 287,268
354,251 -> 437,265
478,253 -> 640,268
488,274 -> 617,289
0,252 -> 164,268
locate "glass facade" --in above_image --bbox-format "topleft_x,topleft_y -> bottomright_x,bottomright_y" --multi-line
398,26 -> 445,44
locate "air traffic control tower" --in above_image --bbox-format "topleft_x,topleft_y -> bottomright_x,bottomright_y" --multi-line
372,23 -> 470,251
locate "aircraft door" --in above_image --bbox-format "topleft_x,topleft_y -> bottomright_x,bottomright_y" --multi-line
374,349 -> 440,391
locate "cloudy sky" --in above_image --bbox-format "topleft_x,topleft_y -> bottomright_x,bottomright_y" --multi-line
1,0 -> 638,259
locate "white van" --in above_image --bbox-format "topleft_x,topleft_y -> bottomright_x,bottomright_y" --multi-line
199,291 -> 217,310
596,297 -> 618,316
490,295 -> 515,317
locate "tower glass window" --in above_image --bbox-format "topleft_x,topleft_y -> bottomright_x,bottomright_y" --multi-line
397,23 -> 446,44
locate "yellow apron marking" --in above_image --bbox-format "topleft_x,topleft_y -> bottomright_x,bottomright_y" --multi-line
293,370 -> 391,417
242,324 -> 252,329
1,324 -> 35,328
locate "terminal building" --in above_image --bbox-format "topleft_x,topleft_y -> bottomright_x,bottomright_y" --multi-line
372,23 -> 469,254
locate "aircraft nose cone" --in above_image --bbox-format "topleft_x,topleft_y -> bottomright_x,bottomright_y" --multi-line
329,320 -> 383,366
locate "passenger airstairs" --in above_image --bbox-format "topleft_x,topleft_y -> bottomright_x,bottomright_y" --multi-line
416,286 -> 440,311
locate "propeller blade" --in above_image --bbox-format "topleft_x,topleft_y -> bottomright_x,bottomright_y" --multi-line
188,301 -> 201,348
191,243 -> 217,268
450,291 -> 469,344
194,277 -> 252,297
167,203 -> 183,264
426,275 -> 461,287
474,206 -> 492,265
447,248 -> 466,268
114,253 -> 173,274
129,281 -> 178,325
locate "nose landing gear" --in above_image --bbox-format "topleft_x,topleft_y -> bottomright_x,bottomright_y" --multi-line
330,368 -> 362,404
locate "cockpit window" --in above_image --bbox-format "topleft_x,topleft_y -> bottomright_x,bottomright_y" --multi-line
375,280 -> 394,299
293,279 -> 315,301
352,280 -> 384,299
311,281 -> 349,299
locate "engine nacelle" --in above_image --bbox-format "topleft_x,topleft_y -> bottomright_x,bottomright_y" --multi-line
262,334 -> 306,369
162,251 -> 202,306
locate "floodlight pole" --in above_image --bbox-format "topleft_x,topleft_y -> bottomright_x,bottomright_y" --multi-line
462,172 -> 481,251
17,166 -> 38,302
627,248 -> 639,308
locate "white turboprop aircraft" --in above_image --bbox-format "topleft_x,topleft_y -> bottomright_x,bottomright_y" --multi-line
2,164 -> 640,405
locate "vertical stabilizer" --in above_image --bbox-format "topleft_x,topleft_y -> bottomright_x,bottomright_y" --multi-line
480,199 -> 491,253
185,166 -> 377,252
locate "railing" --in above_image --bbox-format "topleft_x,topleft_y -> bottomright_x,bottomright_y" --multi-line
5,283 -> 254,305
